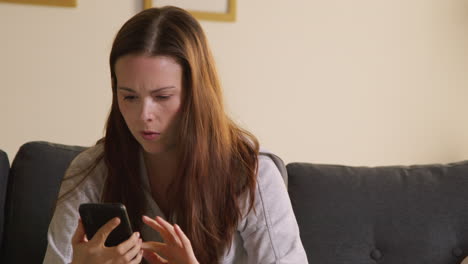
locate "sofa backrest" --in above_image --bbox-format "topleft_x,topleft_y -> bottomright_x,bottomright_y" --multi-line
0,150 -> 9,254
287,161 -> 468,264
6,140 -> 468,264
1,142 -> 85,263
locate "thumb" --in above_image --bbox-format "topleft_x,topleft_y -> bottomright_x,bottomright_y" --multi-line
72,219 -> 87,244
92,217 -> 120,246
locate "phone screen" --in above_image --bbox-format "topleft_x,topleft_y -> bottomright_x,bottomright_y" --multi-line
78,203 -> 133,247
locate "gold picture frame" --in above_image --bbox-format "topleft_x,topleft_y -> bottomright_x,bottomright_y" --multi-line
0,0 -> 76,7
143,0 -> 236,22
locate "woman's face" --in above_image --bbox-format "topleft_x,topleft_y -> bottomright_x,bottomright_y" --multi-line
115,54 -> 183,154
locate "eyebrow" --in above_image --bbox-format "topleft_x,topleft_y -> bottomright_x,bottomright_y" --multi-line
117,86 -> 176,93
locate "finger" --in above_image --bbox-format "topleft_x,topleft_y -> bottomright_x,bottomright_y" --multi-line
141,241 -> 168,256
130,249 -> 144,264
72,219 -> 87,244
155,216 -> 181,245
123,238 -> 142,262
91,217 -> 120,245
115,232 -> 140,255
143,249 -> 168,264
142,216 -> 172,243
174,224 -> 193,251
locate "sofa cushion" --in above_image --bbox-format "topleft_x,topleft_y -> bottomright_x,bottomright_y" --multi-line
287,161 -> 468,264
0,150 -> 9,253
1,141 -> 86,263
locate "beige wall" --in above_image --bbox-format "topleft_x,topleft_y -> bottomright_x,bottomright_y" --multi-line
1,0 -> 467,166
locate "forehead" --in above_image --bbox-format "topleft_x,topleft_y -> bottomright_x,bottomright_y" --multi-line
115,54 -> 183,87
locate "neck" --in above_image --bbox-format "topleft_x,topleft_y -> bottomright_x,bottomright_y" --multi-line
143,147 -> 178,185
142,148 -> 178,217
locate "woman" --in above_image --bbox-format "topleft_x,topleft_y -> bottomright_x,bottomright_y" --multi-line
44,6 -> 307,264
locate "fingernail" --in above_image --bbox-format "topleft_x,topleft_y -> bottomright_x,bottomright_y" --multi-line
135,232 -> 140,238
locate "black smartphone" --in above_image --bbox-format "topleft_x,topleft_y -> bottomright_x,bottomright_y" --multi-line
78,203 -> 133,247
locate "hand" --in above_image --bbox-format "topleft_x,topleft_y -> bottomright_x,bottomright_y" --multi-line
71,218 -> 143,264
141,215 -> 199,264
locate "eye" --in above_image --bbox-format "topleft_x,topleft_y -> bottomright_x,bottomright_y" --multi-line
123,95 -> 137,101
155,95 -> 171,100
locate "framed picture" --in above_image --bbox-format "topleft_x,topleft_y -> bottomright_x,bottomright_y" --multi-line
143,0 -> 236,22
0,0 -> 76,7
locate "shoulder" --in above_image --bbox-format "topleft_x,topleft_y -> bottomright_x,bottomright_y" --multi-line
237,148 -> 288,215
257,148 -> 287,186
64,143 -> 105,178
235,149 -> 307,263
58,142 -> 106,199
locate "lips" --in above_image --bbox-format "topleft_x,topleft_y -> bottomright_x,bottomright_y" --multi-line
141,131 -> 160,140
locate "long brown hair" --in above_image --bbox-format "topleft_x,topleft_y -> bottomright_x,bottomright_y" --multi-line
105,6 -> 259,263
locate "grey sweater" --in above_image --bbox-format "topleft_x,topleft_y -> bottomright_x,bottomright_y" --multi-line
43,144 -> 308,264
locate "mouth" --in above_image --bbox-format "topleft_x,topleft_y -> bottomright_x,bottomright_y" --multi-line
141,131 -> 160,140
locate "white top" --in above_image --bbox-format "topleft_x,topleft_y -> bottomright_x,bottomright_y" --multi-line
43,143 -> 308,264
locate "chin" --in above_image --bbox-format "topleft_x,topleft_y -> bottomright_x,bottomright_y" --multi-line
140,142 -> 165,155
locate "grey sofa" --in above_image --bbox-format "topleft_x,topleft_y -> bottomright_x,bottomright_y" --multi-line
1,141 -> 468,263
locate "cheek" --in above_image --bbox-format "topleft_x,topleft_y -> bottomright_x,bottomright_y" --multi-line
169,103 -> 182,119
173,97 -> 182,113
118,103 -> 134,126
166,106 -> 182,129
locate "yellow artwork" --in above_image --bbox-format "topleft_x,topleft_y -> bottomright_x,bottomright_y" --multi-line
143,0 -> 236,22
0,0 -> 76,7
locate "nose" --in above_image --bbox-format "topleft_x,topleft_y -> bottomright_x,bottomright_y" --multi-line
140,99 -> 156,122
